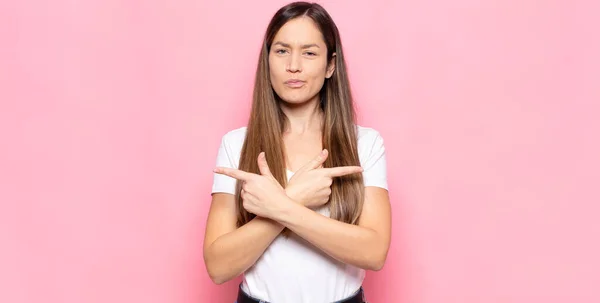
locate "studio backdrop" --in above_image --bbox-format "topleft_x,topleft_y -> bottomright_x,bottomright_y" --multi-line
1,0 -> 599,302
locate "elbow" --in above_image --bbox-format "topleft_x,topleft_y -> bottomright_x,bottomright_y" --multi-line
364,246 -> 389,271
365,257 -> 386,271
206,263 -> 232,285
204,251 -> 232,285
209,273 -> 228,285
204,243 -> 248,285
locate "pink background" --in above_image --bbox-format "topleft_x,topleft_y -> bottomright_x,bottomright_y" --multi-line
1,0 -> 599,302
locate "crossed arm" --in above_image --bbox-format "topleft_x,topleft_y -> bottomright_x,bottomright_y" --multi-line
203,195 -> 285,284
203,153 -> 391,284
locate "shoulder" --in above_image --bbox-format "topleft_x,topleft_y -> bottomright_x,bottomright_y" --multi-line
220,126 -> 247,148
356,125 -> 382,140
215,126 -> 247,167
355,125 -> 388,188
221,126 -> 247,142
356,125 -> 385,151
212,127 -> 247,192
356,125 -> 386,165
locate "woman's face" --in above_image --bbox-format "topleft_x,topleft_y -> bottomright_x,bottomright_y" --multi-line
268,17 -> 335,105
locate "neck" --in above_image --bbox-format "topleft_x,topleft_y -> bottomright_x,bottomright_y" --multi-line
280,95 -> 323,134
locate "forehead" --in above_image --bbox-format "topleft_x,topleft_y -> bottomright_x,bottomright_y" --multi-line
272,17 -> 325,46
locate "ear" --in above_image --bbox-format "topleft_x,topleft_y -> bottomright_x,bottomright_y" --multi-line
325,53 -> 336,79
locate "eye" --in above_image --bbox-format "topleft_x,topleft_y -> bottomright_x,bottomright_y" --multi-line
305,51 -> 317,56
275,49 -> 288,54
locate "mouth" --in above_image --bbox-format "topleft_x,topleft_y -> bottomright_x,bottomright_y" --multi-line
284,79 -> 306,88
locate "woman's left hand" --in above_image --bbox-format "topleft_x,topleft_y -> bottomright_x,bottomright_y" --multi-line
213,152 -> 291,219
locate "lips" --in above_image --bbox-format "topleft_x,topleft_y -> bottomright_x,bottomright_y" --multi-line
285,79 -> 305,88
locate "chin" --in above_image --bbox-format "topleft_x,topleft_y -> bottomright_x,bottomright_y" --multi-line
276,92 -> 318,106
280,96 -> 309,105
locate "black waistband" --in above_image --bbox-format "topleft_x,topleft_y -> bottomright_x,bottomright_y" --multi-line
236,283 -> 365,303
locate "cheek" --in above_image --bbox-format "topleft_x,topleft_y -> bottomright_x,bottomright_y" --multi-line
268,60 -> 284,84
308,76 -> 325,93
307,62 -> 328,80
307,67 -> 328,88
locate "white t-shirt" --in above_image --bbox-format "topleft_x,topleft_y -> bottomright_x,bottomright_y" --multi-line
211,125 -> 388,303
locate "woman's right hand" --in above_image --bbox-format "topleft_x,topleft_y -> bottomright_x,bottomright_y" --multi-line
285,150 -> 364,208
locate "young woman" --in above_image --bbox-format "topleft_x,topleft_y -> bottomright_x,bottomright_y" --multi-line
203,2 -> 391,302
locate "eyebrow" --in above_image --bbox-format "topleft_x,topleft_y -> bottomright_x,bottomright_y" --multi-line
272,41 -> 320,49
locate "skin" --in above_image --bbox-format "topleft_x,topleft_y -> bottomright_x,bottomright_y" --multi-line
203,17 -> 391,285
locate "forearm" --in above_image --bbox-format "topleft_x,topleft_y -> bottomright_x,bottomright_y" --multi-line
275,201 -> 387,271
205,216 -> 284,284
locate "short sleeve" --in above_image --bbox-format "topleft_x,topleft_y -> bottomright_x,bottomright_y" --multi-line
211,135 -> 238,195
362,132 -> 388,190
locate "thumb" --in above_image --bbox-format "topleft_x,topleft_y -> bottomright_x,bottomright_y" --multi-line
257,152 -> 273,177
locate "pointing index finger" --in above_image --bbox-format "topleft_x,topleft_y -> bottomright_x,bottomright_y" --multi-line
214,167 -> 252,181
323,166 -> 364,177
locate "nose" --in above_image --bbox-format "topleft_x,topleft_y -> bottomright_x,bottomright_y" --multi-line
286,52 -> 302,73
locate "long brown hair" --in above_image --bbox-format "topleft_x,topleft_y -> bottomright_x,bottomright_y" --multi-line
236,1 -> 365,227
